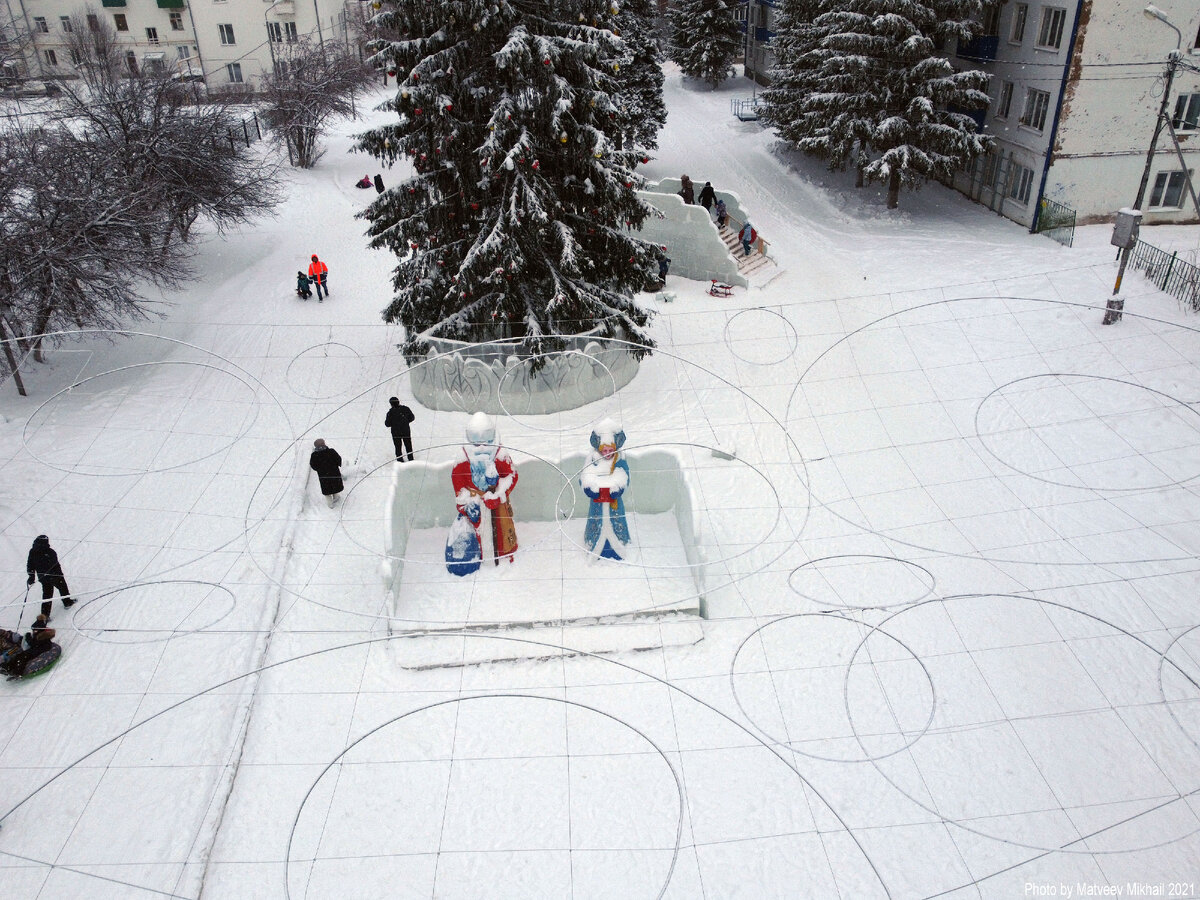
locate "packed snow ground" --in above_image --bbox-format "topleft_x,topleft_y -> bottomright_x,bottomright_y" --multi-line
2,64 -> 1199,898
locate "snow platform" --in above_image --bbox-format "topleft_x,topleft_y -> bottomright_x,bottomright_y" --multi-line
385,456 -> 708,668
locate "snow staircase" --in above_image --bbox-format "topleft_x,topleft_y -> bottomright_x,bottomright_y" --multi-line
719,224 -> 775,280
392,610 -> 706,670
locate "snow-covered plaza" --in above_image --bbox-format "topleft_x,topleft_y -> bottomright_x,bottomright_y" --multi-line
1,68 -> 1199,898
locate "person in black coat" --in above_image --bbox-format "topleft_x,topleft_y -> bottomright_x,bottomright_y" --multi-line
374,173 -> 385,194
309,438 -> 344,506
384,396 -> 416,461
26,534 -> 72,620
698,181 -> 715,211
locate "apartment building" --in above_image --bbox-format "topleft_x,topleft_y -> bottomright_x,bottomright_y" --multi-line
2,0 -> 363,89
739,0 -> 776,86
952,0 -> 1200,227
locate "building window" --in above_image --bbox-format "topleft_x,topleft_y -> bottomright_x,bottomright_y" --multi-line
274,59 -> 290,78
114,14 -> 128,31
177,45 -> 191,59
146,27 -> 159,45
60,16 -> 72,33
43,49 -> 57,67
170,11 -> 183,30
87,13 -> 99,31
1010,3 -> 1028,42
981,4 -> 1001,37
1173,94 -> 1200,131
1020,88 -> 1051,131
997,81 -> 1014,119
267,21 -> 298,43
981,153 -> 999,187
126,50 -> 137,75
33,16 -> 48,33
1037,7 -> 1066,50
226,62 -> 242,83
218,23 -> 235,45
70,48 -> 82,65
1150,170 -> 1192,208
1008,163 -> 1035,205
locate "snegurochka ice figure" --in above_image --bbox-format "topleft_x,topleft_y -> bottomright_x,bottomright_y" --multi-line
446,412 -> 519,576
580,420 -> 630,560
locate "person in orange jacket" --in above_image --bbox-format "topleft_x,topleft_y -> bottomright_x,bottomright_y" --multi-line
308,254 -> 329,301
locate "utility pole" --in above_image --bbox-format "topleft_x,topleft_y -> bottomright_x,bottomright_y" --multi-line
1105,5 -> 1183,325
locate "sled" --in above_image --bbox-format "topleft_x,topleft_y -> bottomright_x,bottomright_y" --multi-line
708,280 -> 733,298
6,643 -> 61,681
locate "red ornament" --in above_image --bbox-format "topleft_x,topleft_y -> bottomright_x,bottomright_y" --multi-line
544,58 -> 551,65
414,108 -> 423,115
387,69 -> 397,78
470,202 -> 479,211
641,157 -> 649,164
445,103 -> 453,111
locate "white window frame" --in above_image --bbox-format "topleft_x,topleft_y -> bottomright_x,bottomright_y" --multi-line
1173,94 -> 1200,132
33,16 -> 48,33
1010,3 -> 1028,43
43,48 -> 57,66
146,27 -> 159,45
1037,7 -> 1066,50
1150,170 -> 1193,209
69,48 -> 81,65
169,11 -> 183,31
226,62 -> 242,83
997,81 -> 1014,119
1020,87 -> 1051,131
59,16 -> 72,33
176,45 -> 191,60
981,153 -> 999,188
218,23 -> 235,45
1008,162 -> 1035,205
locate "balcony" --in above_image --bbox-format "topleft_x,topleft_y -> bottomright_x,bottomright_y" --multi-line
754,27 -> 775,43
957,34 -> 999,61
100,0 -> 126,7
156,0 -> 184,7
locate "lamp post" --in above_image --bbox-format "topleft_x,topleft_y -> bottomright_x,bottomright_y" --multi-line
1104,5 -> 1183,324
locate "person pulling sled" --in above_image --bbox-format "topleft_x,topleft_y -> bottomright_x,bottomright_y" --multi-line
26,535 -> 72,622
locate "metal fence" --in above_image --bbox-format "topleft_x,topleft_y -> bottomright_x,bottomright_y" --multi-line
222,112 -> 263,151
1035,197 -> 1076,248
1129,239 -> 1200,312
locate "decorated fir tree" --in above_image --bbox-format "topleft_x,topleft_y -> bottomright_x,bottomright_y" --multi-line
356,0 -> 658,364
669,0 -> 742,89
762,0 -> 990,208
614,0 -> 667,153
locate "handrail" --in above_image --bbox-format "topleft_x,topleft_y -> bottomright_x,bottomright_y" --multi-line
722,211 -> 769,257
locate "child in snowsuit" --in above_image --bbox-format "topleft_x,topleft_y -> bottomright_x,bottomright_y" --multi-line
715,199 -> 728,228
356,174 -> 373,189
297,272 -> 312,299
2,615 -> 55,677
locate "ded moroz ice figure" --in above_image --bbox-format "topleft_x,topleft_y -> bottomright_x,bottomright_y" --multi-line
580,419 -> 630,560
447,413 -> 519,575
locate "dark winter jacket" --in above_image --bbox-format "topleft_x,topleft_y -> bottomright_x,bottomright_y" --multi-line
309,447 -> 344,495
297,273 -> 311,294
385,402 -> 415,436
698,183 -> 715,208
679,177 -> 695,204
374,174 -> 384,194
26,536 -> 63,582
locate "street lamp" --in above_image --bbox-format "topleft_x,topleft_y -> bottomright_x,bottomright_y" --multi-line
1103,5 -> 1183,324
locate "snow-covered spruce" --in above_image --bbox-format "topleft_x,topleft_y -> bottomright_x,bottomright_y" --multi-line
762,0 -> 991,209
614,0 -> 667,153
668,0 -> 742,89
356,0 -> 659,366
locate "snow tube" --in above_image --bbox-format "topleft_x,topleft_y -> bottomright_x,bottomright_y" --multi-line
7,643 -> 61,681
